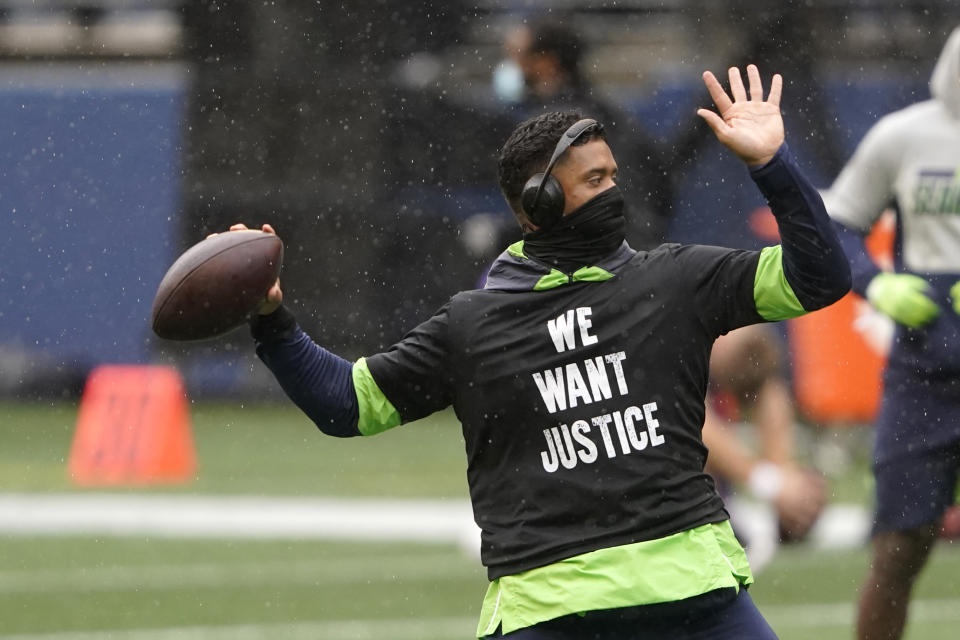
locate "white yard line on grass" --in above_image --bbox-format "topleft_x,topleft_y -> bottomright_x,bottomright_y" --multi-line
0,492 -> 867,551
0,616 -> 478,640
0,493 -> 480,544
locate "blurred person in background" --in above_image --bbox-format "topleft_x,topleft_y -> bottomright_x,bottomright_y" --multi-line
822,26 -> 960,640
234,62 -> 850,638
702,325 -> 827,571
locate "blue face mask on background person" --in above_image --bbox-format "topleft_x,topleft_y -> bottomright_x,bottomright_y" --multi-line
493,60 -> 524,103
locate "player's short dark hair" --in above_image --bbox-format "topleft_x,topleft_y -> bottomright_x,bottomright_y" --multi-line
497,110 -> 605,217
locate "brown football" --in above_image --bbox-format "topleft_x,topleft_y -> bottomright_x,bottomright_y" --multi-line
151,230 -> 283,341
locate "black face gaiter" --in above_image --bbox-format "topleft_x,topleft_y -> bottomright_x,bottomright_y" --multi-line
523,185 -> 626,273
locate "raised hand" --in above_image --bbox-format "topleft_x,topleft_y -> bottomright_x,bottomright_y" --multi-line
697,64 -> 785,167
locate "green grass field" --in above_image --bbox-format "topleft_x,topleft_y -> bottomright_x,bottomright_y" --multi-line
2,400 -> 959,639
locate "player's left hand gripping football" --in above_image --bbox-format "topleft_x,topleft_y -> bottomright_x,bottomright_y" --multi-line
220,223 -> 284,315
697,64 -> 785,167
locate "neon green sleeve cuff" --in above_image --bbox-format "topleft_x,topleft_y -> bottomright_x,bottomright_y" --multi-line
352,357 -> 402,436
754,245 -> 806,321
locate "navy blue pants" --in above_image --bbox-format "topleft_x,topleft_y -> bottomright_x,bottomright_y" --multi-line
492,588 -> 778,639
872,370 -> 960,534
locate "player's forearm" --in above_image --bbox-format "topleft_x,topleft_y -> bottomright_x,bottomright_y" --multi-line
250,306 -> 361,437
702,413 -> 754,485
831,221 -> 882,297
702,408 -> 787,503
752,377 -> 795,467
750,145 -> 852,310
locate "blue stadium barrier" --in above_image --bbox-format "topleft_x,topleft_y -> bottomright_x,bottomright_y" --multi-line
0,64 -> 930,398
0,65 -> 185,387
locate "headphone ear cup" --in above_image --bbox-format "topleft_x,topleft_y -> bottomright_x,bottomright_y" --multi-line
521,173 -> 565,229
521,173 -> 546,219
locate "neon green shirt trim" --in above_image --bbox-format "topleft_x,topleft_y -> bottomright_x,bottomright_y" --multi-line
507,241 -> 615,290
534,269 -> 569,290
352,357 -> 402,436
572,265 -> 615,283
754,245 -> 807,321
534,266 -> 615,290
476,520 -> 753,637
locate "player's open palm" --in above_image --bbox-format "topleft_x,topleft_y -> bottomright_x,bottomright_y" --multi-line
698,64 -> 785,167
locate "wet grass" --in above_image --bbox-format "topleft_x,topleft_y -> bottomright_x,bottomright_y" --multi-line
1,400 -> 957,638
1,400 -> 470,497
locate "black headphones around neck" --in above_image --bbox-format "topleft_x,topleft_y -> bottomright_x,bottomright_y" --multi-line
520,118 -> 602,230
